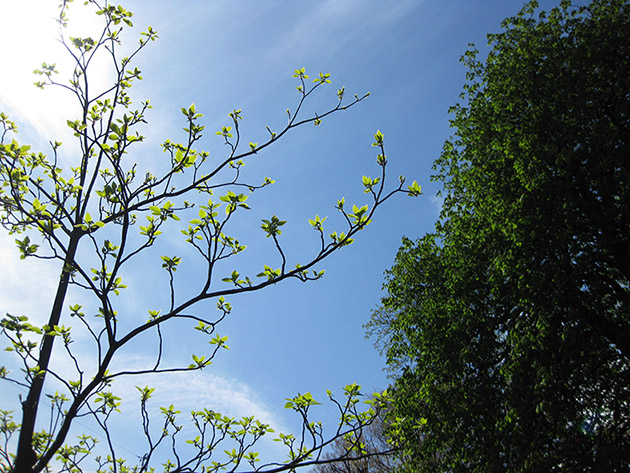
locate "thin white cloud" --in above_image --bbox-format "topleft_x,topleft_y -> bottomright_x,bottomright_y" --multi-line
276,0 -> 420,61
86,362 -> 292,464
119,369 -> 287,430
0,234 -> 60,324
2,344 -> 291,465
429,192 -> 445,217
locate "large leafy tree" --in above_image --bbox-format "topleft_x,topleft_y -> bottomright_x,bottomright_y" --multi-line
368,0 -> 630,471
0,2 -> 421,472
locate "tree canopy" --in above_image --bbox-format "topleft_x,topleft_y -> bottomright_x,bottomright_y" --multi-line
368,0 -> 630,470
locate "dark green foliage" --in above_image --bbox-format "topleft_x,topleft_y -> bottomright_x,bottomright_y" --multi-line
368,0 -> 630,471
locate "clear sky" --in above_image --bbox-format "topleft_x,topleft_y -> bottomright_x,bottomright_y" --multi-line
0,0 -> 566,468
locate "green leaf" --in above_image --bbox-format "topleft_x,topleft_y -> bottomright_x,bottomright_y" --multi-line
406,180 -> 422,196
372,129 -> 384,147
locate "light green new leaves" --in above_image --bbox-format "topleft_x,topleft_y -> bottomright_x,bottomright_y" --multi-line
95,391 -> 121,413
69,37 -> 95,52
90,265 -> 127,295
308,215 -> 327,231
219,191 -> 250,215
68,304 -> 84,318
149,200 -> 180,221
95,182 -> 120,203
372,129 -> 388,165
32,62 -> 58,88
221,270 -> 252,288
293,263 -> 325,282
314,72 -> 332,84
160,255 -> 181,272
216,126 -> 233,139
189,353 -> 211,369
174,148 -> 197,169
139,216 -> 162,241
292,67 -> 309,80
362,175 -> 381,194
181,103 -> 203,120
15,236 -> 38,259
372,129 -> 384,147
95,4 -> 134,27
218,233 -> 247,256
284,392 -> 321,410
76,212 -> 105,231
261,215 -> 286,238
182,199 -> 221,243
101,240 -> 119,258
135,385 -> 155,402
406,180 -> 422,196
209,334 -> 229,350
337,86 -> 345,100
348,204 -> 370,226
139,25 -> 158,45
329,231 -> 354,246
257,265 -> 281,281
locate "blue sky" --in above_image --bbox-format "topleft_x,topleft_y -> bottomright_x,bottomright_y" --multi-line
0,0 -> 565,468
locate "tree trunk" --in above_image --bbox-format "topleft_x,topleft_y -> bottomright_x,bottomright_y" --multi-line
12,231 -> 81,473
